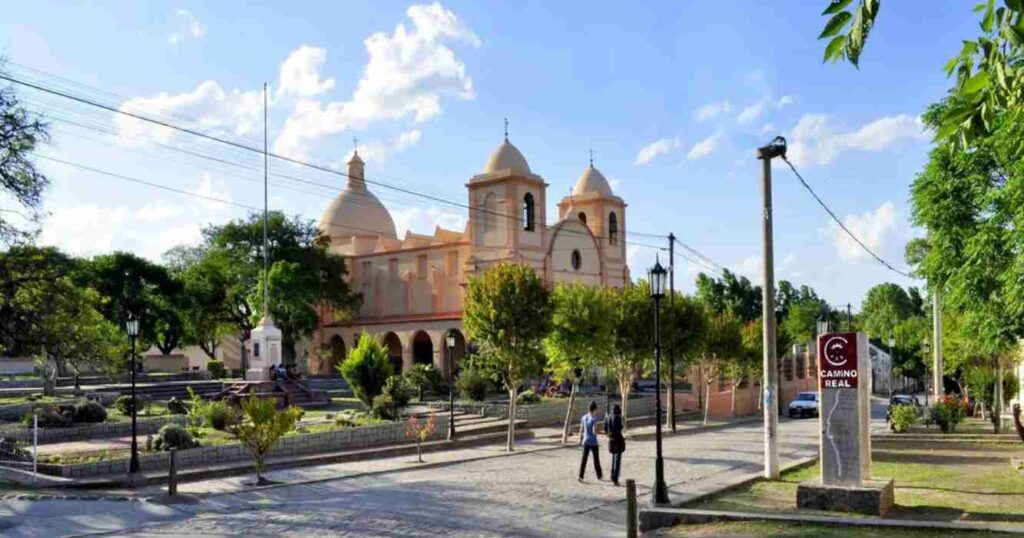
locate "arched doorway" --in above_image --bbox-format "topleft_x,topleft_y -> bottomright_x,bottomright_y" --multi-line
382,332 -> 403,373
412,331 -> 433,367
322,335 -> 346,377
442,329 -> 467,379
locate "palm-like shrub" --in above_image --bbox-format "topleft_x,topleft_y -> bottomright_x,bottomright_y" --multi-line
338,333 -> 394,408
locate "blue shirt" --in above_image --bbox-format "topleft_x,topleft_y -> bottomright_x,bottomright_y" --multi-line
581,413 -> 599,447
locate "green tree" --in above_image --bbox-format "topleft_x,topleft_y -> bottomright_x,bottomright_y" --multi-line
338,332 -> 394,408
816,0 -> 1024,146
201,212 -> 359,362
695,270 -> 761,323
606,282 -> 652,426
85,251 -> 184,354
859,283 -> 918,341
699,312 -> 743,424
0,70 -> 50,244
544,283 -> 615,443
463,263 -> 552,452
0,245 -> 78,358
167,247 -> 248,360
661,292 -> 707,427
231,393 -> 303,485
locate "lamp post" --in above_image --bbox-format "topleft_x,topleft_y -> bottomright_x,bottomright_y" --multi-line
816,315 -> 830,338
125,313 -> 143,486
888,336 -> 896,400
648,259 -> 669,505
446,329 -> 457,441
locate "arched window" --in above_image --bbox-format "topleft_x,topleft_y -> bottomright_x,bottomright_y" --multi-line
522,193 -> 535,231
608,212 -> 618,245
571,249 -> 582,270
578,212 -> 587,224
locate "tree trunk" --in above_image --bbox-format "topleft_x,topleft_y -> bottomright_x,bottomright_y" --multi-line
703,370 -> 713,425
994,364 -> 1004,434
731,379 -> 738,417
506,387 -> 517,452
697,362 -> 704,411
618,377 -> 632,429
417,440 -> 423,463
561,380 -> 579,444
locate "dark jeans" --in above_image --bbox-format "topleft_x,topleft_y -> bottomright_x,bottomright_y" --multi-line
579,444 -> 602,479
610,452 -> 622,483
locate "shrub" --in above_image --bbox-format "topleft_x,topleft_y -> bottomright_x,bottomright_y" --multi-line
404,364 -> 444,400
371,393 -> 398,420
232,392 -> 303,485
516,389 -> 541,405
114,395 -> 134,415
166,397 -> 188,415
931,395 -> 967,433
890,404 -> 918,433
338,333 -> 394,408
23,405 -> 73,428
206,360 -> 226,379
382,375 -> 413,409
205,400 -> 241,431
456,366 -> 490,402
152,424 -> 198,451
72,400 -> 107,423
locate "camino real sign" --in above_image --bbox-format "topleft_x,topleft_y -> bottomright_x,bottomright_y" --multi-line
816,332 -> 871,487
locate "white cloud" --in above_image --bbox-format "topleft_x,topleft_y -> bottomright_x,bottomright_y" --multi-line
273,2 -> 479,159
760,123 -> 775,134
775,95 -> 794,108
737,102 -> 764,124
634,136 -> 682,165
169,9 -> 207,44
391,206 -> 466,237
115,81 -> 262,145
393,129 -> 422,151
694,100 -> 732,122
786,113 -> 927,167
686,133 -> 719,161
829,202 -> 897,262
277,45 -> 336,99
734,255 -> 760,282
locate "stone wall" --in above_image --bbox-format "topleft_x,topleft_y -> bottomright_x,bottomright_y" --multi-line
41,416 -> 449,479
0,416 -> 185,445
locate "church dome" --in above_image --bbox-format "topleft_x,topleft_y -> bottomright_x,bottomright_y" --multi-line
483,138 -> 531,175
572,164 -> 613,197
320,152 -> 397,240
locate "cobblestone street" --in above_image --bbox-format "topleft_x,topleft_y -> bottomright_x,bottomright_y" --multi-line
0,418 -> 818,537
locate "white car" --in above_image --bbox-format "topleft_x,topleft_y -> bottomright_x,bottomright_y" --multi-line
787,391 -> 819,418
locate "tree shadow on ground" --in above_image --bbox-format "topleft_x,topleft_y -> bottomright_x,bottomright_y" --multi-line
872,451 -> 1010,465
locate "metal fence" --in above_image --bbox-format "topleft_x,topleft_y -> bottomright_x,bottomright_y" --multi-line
0,412 -> 38,483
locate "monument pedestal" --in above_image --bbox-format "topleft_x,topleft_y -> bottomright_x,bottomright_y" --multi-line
797,478 -> 894,517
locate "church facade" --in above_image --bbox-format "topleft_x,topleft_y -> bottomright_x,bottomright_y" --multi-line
309,135 -> 630,377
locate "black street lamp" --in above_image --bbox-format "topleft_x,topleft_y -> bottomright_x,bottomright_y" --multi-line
816,314 -> 830,338
446,329 -> 458,441
125,313 -> 143,486
648,259 -> 669,505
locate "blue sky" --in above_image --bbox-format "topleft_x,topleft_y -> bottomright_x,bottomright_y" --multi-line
0,1 -> 977,309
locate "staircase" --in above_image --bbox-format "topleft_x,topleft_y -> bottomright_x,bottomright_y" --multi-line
112,380 -> 224,400
305,377 -> 353,398
420,409 -> 525,437
215,379 -> 330,409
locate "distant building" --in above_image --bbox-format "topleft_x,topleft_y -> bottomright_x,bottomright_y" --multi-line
308,135 -> 630,377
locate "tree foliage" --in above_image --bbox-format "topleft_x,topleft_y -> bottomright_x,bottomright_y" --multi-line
463,263 -> 551,451
338,332 -> 394,408
0,72 -> 50,244
232,393 -> 303,485
817,0 -> 1024,147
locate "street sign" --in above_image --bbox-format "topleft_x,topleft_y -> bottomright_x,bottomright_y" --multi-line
818,332 -> 859,389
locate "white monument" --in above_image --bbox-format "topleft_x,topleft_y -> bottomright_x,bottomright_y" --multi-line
246,315 -> 282,381
797,331 -> 894,516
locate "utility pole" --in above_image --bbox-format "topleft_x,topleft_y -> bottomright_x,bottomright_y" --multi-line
668,233 -> 677,433
757,136 -> 786,480
932,290 -> 943,399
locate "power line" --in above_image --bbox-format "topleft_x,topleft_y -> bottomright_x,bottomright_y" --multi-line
780,156 -> 917,280
9,72 -> 673,253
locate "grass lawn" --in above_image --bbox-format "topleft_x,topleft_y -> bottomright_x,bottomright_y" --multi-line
674,439 -> 1024,533
0,395 -> 63,406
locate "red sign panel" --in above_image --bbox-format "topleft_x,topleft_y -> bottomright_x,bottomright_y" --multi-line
818,332 -> 859,389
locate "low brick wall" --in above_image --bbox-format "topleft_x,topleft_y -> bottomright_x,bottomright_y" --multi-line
453,395 -> 658,427
41,416 -> 449,479
0,416 -> 185,445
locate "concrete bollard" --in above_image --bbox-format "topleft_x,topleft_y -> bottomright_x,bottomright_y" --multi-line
168,448 -> 178,497
626,479 -> 637,538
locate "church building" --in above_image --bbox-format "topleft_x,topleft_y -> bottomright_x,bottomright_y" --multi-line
310,134 -> 630,377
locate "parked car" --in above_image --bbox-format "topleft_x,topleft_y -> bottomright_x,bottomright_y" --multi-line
787,391 -> 819,418
886,394 -> 922,422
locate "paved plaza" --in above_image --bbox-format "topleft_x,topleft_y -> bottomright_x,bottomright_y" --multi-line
0,417 -> 818,537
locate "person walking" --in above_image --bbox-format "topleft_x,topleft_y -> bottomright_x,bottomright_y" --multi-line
604,404 -> 626,486
578,401 -> 603,482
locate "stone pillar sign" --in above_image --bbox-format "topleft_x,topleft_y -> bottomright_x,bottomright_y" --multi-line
817,331 -> 870,485
797,331 -> 894,516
